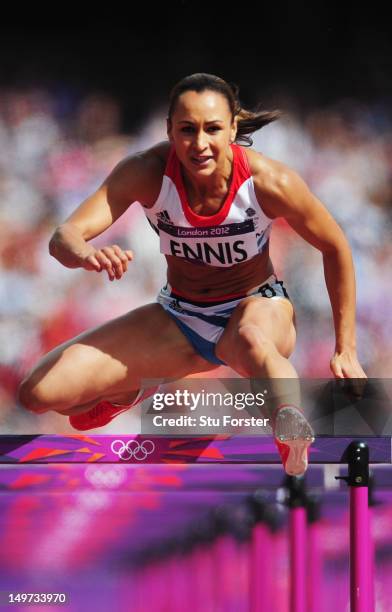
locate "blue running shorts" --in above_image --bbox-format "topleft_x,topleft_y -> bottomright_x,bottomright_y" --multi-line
157,273 -> 291,366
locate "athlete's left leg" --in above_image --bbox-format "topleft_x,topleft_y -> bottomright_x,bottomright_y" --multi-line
215,296 -> 314,475
215,295 -> 297,383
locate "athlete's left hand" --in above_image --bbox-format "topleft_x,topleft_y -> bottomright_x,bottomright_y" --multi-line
330,349 -> 367,378
330,350 -> 367,398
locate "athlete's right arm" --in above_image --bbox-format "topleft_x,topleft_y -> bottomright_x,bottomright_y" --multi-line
48,149 -> 159,280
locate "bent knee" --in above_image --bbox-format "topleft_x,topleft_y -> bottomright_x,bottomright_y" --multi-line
237,323 -> 277,355
239,322 -> 295,358
17,375 -> 59,414
231,324 -> 278,376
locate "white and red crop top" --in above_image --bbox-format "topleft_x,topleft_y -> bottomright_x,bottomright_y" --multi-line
143,143 -> 273,268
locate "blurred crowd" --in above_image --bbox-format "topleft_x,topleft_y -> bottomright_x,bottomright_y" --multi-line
0,88 -> 391,433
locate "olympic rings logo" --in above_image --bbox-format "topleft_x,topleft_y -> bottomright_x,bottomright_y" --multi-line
110,439 -> 155,461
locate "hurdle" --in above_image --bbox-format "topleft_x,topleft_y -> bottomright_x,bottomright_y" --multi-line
0,434 -> 388,611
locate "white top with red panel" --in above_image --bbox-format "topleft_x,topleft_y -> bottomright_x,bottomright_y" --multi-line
143,143 -> 273,268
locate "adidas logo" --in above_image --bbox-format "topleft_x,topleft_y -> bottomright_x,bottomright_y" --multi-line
246,207 -> 256,217
169,299 -> 185,313
157,210 -> 173,224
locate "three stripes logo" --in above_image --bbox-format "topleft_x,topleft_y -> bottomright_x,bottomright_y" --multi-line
157,210 -> 173,224
169,299 -> 185,313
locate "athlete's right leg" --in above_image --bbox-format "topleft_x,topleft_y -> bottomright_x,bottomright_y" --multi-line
17,303 -> 217,416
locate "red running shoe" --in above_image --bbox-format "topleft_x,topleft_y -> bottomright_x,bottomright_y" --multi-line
69,387 -> 159,431
272,404 -> 314,476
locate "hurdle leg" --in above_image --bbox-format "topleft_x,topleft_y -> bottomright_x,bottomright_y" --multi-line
336,441 -> 373,612
286,476 -> 307,612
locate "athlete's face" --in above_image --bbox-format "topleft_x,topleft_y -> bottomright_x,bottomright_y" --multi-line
167,90 -> 237,176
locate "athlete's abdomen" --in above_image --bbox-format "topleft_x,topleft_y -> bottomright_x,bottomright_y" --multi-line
166,248 -> 275,300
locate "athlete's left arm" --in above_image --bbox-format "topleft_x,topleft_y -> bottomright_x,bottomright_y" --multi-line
253,160 -> 367,379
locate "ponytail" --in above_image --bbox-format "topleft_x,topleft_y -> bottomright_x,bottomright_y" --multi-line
235,106 -> 282,146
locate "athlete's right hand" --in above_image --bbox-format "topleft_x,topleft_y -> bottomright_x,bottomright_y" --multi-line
80,245 -> 134,281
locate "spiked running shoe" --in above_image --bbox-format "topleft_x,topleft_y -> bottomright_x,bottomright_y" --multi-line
273,404 -> 315,476
69,387 -> 159,431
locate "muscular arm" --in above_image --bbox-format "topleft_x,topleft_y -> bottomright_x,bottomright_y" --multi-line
49,147 -> 163,274
252,155 -> 366,377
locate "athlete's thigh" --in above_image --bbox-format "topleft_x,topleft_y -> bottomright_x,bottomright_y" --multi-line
216,296 -> 296,365
25,303 -> 215,406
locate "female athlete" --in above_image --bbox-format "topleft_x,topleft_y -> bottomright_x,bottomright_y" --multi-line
17,73 -> 367,475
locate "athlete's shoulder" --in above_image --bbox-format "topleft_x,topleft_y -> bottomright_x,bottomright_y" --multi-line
147,139 -> 172,166
106,140 -> 171,207
242,146 -> 290,184
242,147 -> 300,219
115,140 -> 170,174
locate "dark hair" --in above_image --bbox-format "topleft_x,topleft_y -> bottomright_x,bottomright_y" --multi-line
168,73 -> 281,147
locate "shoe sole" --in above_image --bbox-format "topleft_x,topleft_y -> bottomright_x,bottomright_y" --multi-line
274,405 -> 315,476
276,437 -> 315,476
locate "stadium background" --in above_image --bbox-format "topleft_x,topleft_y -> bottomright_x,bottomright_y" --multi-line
0,7 -> 391,434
